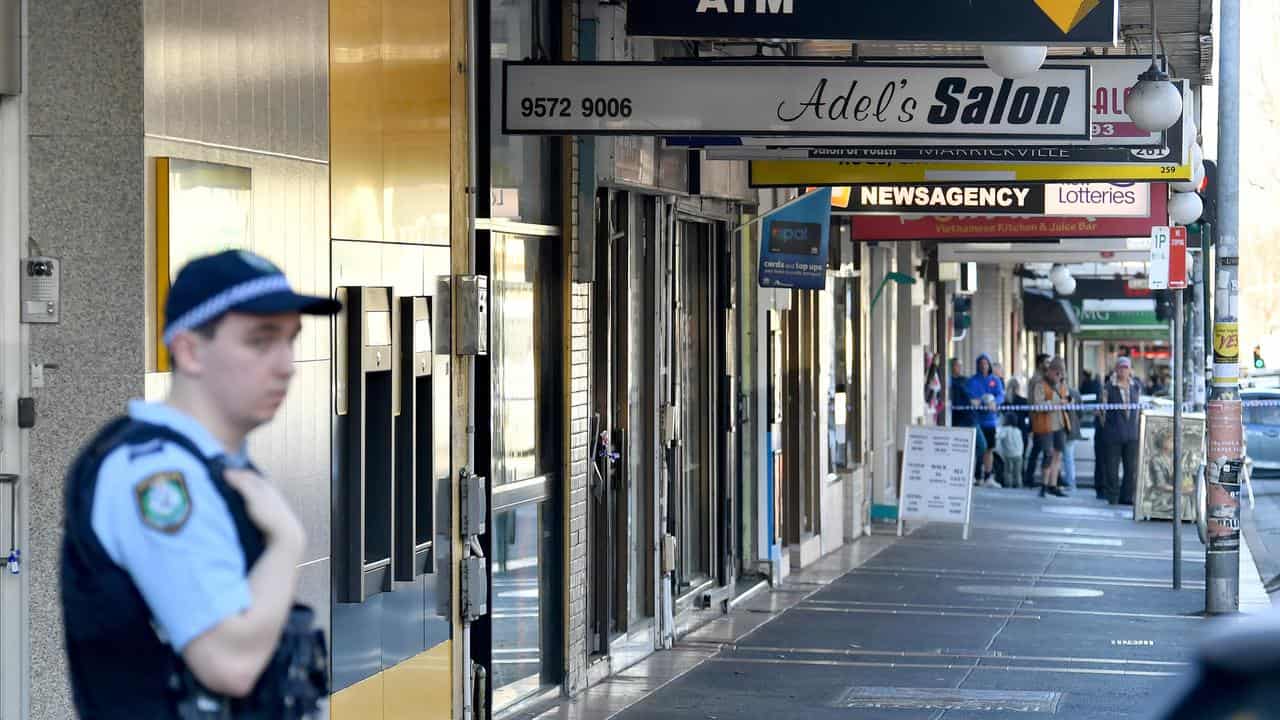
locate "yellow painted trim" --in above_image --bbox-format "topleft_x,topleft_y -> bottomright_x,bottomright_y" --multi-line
154,157 -> 171,373
330,640 -> 453,720
448,0 -> 469,715
749,159 -> 1193,187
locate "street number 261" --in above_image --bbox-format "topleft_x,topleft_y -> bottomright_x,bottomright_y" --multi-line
520,97 -> 633,119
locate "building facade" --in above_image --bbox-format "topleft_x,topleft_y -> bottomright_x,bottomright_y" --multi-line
0,2 -> 943,718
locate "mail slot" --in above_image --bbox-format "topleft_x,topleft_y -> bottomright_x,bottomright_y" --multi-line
335,286 -> 395,603
393,295 -> 437,580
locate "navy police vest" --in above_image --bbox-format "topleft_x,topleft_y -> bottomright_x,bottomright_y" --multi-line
61,417 -> 266,719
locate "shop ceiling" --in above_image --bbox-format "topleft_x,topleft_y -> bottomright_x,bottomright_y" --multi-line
936,237 -> 1153,264
791,0 -> 1214,87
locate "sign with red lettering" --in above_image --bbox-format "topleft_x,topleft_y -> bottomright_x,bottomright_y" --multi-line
1169,226 -> 1188,289
848,187 -> 1167,240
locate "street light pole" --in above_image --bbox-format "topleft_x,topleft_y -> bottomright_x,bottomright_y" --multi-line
1173,287 -> 1183,589
1206,0 -> 1243,615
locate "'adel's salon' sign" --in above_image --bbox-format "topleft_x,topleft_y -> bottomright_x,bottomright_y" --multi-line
504,62 -> 1090,139
627,0 -> 1119,45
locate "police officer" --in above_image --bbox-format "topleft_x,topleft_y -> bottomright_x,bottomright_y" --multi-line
61,250 -> 339,718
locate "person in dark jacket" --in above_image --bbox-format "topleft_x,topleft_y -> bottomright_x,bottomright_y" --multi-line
1080,370 -> 1101,399
1090,371 -> 1111,498
950,358 -> 986,480
1004,377 -> 1032,450
967,353 -> 1005,487
1100,356 -> 1145,505
949,358 -> 971,428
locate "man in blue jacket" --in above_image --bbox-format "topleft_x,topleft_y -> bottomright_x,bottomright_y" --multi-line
967,353 -> 1005,487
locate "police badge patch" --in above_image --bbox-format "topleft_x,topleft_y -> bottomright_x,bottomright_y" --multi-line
135,472 -> 192,533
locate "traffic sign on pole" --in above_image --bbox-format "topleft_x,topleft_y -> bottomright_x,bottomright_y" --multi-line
1169,226 -> 1189,290
1150,226 -> 1171,290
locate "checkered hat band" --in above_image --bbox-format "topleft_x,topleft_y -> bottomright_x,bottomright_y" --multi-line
163,275 -> 291,346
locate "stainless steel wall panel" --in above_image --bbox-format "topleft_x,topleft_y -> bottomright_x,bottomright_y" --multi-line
146,138 -> 331,363
144,0 -> 328,161
251,361 -> 333,565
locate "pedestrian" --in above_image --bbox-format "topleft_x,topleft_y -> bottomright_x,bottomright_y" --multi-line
925,352 -> 944,425
967,353 -> 1005,488
1005,376 -> 1032,459
1023,353 -> 1052,487
60,250 -> 336,718
996,410 -> 1025,489
950,358 -> 987,482
1080,369 -> 1101,398
949,358 -> 970,429
1030,357 -> 1070,497
1061,382 -> 1085,493
1100,356 -> 1145,505
1093,370 -> 1114,499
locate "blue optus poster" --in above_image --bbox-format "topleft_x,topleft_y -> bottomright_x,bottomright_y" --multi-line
758,187 -> 832,291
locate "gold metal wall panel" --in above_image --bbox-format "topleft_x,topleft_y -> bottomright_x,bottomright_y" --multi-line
382,1 -> 451,246
330,0 -> 385,242
330,0 -> 452,245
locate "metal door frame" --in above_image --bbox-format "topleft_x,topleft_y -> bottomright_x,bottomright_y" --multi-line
487,226 -> 566,713
0,55 -> 28,720
669,213 -> 736,604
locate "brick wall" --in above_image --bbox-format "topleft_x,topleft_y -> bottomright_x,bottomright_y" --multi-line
563,0 -> 590,695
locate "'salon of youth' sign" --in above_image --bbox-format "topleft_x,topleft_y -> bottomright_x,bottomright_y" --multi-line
504,62 -> 1091,139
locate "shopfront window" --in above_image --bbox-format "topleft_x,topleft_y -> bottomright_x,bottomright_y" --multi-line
490,0 -> 558,225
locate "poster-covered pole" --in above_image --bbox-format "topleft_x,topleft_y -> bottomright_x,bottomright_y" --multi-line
1205,0 -> 1243,615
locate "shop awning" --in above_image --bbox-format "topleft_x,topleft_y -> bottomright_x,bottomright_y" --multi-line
1023,288 -> 1080,334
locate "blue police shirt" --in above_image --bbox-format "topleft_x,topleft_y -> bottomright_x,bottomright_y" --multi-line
90,400 -> 254,652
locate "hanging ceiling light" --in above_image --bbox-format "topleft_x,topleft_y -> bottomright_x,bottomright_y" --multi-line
982,44 -> 1048,79
1126,0 -> 1183,132
1049,264 -> 1075,296
1168,191 -> 1204,225
1056,274 -> 1077,296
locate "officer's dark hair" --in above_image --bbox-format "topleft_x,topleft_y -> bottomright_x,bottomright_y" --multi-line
169,316 -> 226,374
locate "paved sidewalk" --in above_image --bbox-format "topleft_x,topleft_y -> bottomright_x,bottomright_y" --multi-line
524,488 -> 1270,720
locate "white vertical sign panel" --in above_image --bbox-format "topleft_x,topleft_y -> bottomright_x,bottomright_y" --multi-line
897,425 -> 976,538
1149,225 -> 1171,290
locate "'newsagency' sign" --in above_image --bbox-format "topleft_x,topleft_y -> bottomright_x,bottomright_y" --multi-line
842,182 -> 1150,217
504,62 -> 1091,139
627,0 -> 1119,46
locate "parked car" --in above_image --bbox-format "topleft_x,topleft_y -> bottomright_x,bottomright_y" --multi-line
1242,369 -> 1280,390
1242,389 -> 1280,478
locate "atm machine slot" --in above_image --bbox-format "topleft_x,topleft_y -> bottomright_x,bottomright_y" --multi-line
335,286 -> 396,603
394,295 -> 435,581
